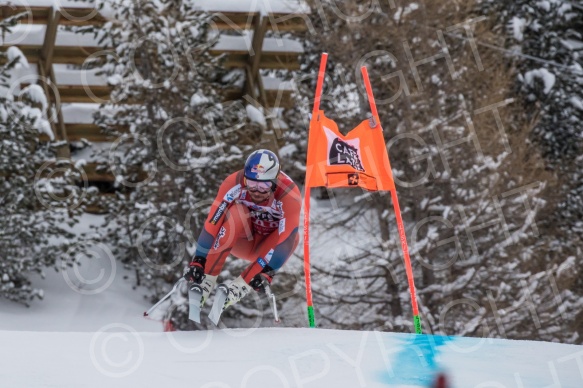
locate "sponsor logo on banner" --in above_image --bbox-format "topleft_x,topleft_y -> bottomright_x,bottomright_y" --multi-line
213,226 -> 226,250
210,201 -> 228,225
323,126 -> 364,171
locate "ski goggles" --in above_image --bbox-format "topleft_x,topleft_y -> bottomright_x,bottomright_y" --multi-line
245,178 -> 272,193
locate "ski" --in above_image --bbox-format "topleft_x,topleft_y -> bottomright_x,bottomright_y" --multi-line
208,284 -> 229,325
144,278 -> 185,317
188,284 -> 203,323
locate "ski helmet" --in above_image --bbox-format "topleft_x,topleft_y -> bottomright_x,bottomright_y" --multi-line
244,149 -> 280,182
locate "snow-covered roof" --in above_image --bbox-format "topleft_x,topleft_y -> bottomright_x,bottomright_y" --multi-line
262,36 -> 303,53
1,24 -> 303,54
262,76 -> 293,91
0,24 -> 100,46
61,103 -> 99,123
213,32 -> 303,53
70,141 -> 113,162
0,0 -> 100,8
15,64 -> 107,85
193,0 -> 310,15
0,0 -> 309,14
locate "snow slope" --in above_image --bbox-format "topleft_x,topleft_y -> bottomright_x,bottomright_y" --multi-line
0,217 -> 581,388
1,232 -> 581,387
0,260 -> 160,332
0,214 -> 160,332
1,328 -> 582,387
0,240 -> 581,387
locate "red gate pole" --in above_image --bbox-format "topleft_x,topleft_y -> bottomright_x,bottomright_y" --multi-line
361,66 -> 422,334
304,53 -> 328,328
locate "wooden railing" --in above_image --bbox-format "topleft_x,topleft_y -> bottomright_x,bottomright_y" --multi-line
1,2 -> 307,188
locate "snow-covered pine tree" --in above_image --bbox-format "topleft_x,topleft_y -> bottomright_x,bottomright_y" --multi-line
89,0 -> 249,329
279,0 -> 571,341
478,0 -> 583,343
0,16 -> 89,305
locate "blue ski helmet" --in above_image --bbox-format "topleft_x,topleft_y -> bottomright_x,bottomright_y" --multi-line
244,149 -> 280,182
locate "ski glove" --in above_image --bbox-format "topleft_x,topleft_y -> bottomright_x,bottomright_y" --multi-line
249,272 -> 273,294
184,256 -> 206,284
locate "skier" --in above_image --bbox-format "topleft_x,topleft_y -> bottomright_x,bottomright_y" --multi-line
184,149 -> 301,312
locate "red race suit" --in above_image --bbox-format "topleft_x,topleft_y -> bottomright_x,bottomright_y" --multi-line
194,169 -> 300,283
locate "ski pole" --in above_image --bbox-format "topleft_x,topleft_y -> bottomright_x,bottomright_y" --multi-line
144,278 -> 185,317
264,284 -> 280,323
